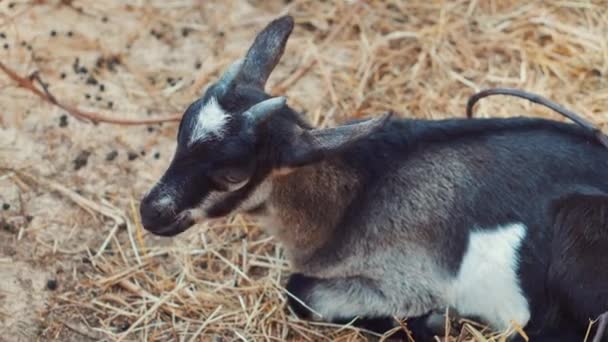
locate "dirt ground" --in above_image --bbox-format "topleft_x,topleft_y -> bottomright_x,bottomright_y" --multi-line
1,0 -> 607,341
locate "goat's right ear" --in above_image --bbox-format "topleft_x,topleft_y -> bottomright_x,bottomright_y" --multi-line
281,113 -> 392,167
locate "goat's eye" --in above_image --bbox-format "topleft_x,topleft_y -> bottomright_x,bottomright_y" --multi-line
211,168 -> 250,190
223,173 -> 246,184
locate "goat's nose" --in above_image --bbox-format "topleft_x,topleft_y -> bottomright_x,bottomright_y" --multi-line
139,196 -> 172,230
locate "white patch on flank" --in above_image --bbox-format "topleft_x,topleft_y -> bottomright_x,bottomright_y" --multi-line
189,97 -> 230,144
449,223 -> 530,331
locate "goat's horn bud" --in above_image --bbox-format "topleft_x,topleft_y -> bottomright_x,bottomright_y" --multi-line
216,59 -> 243,95
244,96 -> 286,125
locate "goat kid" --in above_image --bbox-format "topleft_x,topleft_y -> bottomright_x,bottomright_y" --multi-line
140,15 -> 608,341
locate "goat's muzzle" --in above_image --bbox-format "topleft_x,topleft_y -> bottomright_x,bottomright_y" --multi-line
139,193 -> 195,237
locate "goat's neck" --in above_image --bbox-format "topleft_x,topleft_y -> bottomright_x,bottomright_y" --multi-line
264,159 -> 361,269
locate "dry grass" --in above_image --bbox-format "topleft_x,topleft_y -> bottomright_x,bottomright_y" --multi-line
1,0 -> 607,341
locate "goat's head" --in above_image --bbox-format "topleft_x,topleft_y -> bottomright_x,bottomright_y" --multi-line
140,15 -> 390,236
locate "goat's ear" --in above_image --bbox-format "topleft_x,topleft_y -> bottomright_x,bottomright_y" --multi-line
237,15 -> 294,89
282,113 -> 392,167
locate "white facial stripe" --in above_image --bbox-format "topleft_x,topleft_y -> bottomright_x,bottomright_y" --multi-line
238,179 -> 272,212
449,223 -> 530,331
187,178 -> 273,223
189,97 -> 230,144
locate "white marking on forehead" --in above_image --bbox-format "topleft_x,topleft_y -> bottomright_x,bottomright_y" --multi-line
189,97 -> 230,144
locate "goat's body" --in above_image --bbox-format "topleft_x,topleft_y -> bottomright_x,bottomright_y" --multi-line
140,16 -> 608,341
263,117 -> 608,339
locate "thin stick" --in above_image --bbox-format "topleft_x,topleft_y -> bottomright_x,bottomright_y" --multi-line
60,320 -> 104,340
0,61 -> 181,125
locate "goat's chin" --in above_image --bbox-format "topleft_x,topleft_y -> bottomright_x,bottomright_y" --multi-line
144,211 -> 197,237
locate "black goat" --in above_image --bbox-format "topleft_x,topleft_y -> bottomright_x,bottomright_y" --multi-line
139,15 -> 608,341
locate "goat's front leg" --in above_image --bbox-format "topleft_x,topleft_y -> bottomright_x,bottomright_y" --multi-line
285,273 -> 390,321
285,273 -> 435,339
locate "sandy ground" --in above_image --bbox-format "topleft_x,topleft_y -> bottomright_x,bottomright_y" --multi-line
1,0 -> 607,341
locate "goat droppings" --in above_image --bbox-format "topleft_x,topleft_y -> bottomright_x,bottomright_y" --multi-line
86,76 -> 98,85
59,114 -> 68,127
46,279 -> 58,291
105,150 -> 118,161
2,203 -> 9,210
127,152 -> 138,161
73,150 -> 91,170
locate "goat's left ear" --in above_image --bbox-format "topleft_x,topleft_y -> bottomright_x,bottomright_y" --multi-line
237,15 -> 294,89
282,113 -> 392,167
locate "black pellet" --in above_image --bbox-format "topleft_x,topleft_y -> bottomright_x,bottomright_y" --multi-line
73,150 -> 91,170
105,150 -> 118,161
46,279 -> 58,291
59,114 -> 68,127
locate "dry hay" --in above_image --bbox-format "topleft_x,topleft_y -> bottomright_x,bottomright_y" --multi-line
1,0 -> 607,341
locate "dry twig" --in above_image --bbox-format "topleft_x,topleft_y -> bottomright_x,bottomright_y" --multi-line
0,61 -> 181,125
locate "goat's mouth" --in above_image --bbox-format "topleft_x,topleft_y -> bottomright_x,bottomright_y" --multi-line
142,211 -> 197,237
